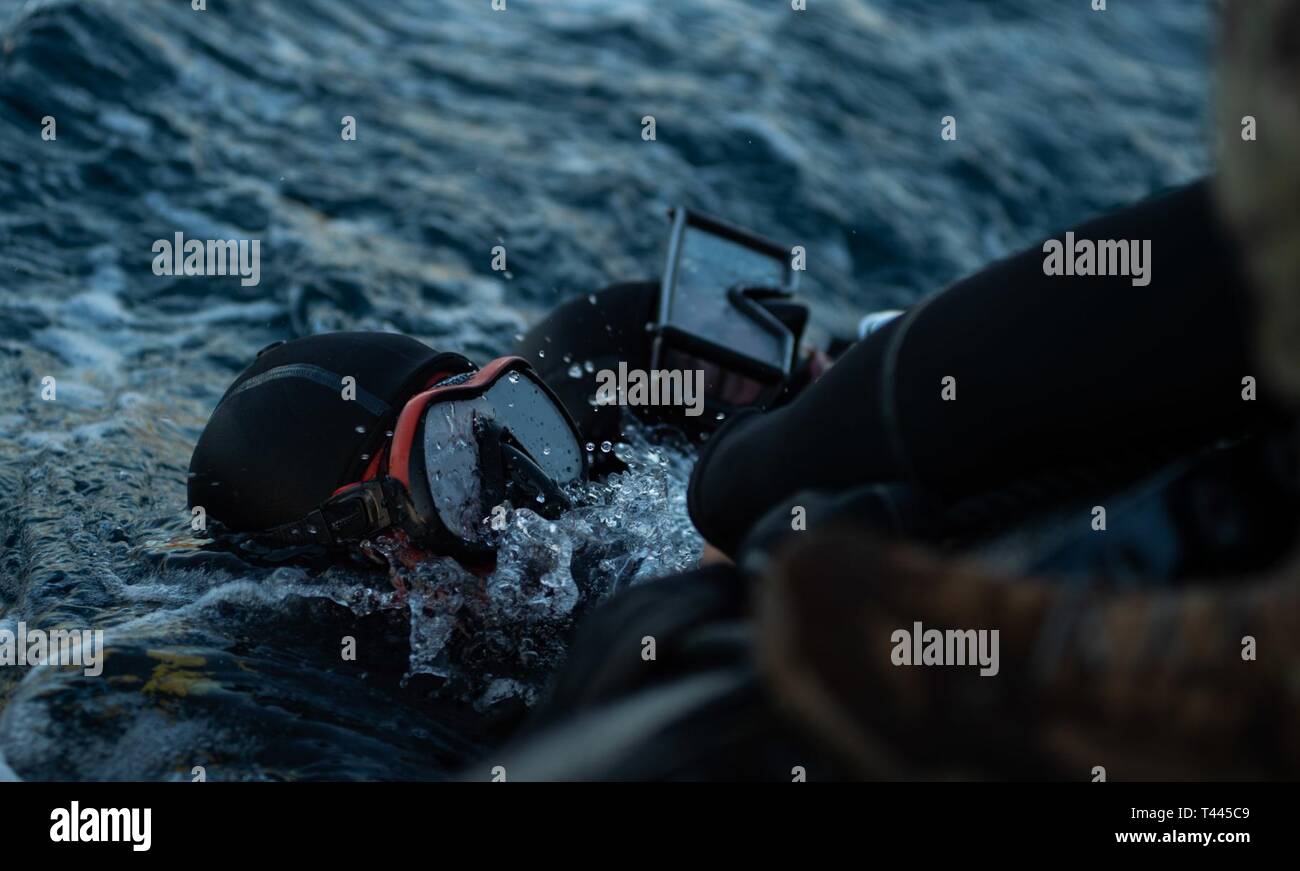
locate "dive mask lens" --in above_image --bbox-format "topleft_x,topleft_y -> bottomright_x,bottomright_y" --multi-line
419,366 -> 585,547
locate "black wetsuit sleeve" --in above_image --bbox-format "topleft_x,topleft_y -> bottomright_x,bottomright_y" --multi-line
688,179 -> 1273,555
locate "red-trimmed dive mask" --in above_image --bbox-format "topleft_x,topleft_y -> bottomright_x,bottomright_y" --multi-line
262,357 -> 586,560
391,356 -> 586,555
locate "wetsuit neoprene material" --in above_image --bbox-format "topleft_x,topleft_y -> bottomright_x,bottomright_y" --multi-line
189,332 -> 472,533
515,281 -> 659,454
688,180 -> 1280,555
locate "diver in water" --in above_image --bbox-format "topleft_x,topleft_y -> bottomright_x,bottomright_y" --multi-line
187,209 -> 824,562
513,179 -> 1288,572
491,178 -> 1300,779
187,333 -> 590,563
187,0 -> 1300,779
508,187 -> 1299,781
190,176 -> 1285,601
189,175 -> 1292,779
685,178 -> 1286,563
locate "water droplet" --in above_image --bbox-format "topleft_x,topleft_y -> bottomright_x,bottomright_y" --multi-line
535,493 -> 546,503
508,372 -> 521,383
583,360 -> 594,373
355,425 -> 366,434
360,454 -> 371,461
715,412 -> 725,421
542,446 -> 551,456
585,442 -> 595,452
385,430 -> 394,438
600,441 -> 612,453
514,332 -> 524,342
587,294 -> 597,304
568,364 -> 582,379
537,349 -> 546,358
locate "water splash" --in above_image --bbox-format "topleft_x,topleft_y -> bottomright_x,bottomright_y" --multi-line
366,423 -> 701,710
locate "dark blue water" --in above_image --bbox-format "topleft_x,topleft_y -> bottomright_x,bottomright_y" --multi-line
0,0 -> 1214,780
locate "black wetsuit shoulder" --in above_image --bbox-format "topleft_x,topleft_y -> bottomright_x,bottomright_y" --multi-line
688,180 -> 1279,555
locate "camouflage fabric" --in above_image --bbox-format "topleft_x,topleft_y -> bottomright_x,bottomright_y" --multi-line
1218,0 -> 1300,403
757,529 -> 1299,779
753,0 -> 1300,781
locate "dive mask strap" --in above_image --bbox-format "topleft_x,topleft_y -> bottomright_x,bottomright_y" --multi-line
259,479 -> 399,548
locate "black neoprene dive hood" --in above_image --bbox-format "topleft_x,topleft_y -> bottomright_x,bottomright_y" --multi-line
515,281 -> 660,453
514,280 -> 812,449
188,331 -> 474,536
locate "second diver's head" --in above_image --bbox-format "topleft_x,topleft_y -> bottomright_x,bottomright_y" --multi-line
187,331 -> 588,562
